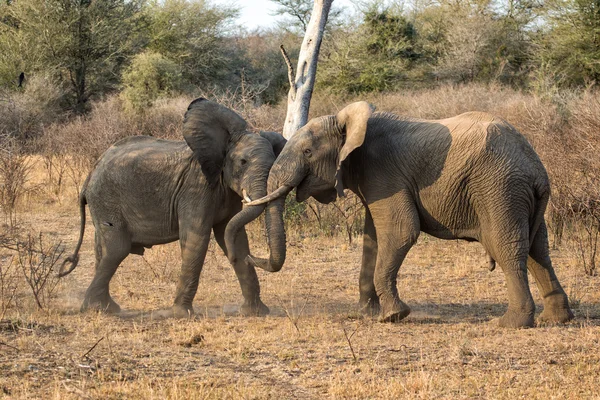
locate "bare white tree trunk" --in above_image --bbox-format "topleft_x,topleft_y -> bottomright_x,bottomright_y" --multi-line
282,0 -> 333,140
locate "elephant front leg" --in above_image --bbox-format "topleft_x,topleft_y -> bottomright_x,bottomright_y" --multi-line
358,208 -> 380,315
214,222 -> 269,316
172,226 -> 212,318
371,195 -> 419,323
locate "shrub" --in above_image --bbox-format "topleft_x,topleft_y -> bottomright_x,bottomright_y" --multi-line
0,135 -> 32,227
121,51 -> 183,113
0,75 -> 65,142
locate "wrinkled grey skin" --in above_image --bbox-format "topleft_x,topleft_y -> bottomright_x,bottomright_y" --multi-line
60,98 -> 287,318
258,101 -> 574,328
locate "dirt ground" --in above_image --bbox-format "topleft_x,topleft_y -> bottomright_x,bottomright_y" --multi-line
1,162 -> 600,399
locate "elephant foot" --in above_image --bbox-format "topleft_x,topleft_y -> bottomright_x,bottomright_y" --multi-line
240,299 -> 270,317
171,304 -> 195,318
81,294 -> 121,315
358,297 -> 380,317
148,305 -> 194,320
537,294 -> 574,325
497,309 -> 534,328
379,299 -> 411,323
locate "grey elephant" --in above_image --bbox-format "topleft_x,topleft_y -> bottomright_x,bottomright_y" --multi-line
60,98 -> 287,317
247,102 -> 574,328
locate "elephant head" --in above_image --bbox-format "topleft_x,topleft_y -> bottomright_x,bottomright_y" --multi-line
247,101 -> 375,206
182,98 -> 287,271
242,101 -> 374,272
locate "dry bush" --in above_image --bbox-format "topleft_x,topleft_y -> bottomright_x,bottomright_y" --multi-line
137,96 -> 189,139
0,135 -> 33,226
0,75 -> 65,142
540,92 -> 600,275
42,97 -> 135,170
0,254 -> 19,320
16,233 -> 63,311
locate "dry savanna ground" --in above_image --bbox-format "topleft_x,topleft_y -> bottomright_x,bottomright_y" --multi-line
2,156 -> 600,399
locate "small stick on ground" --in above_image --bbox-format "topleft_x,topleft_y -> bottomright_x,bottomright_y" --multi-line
0,340 -> 19,351
340,322 -> 360,362
276,290 -> 311,334
81,337 -> 104,359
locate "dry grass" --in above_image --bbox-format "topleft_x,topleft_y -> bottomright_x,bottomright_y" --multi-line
1,160 -> 600,399
2,84 -> 600,398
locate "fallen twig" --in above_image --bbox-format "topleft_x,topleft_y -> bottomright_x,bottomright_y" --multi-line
340,322 -> 360,362
0,340 -> 19,351
80,337 -> 104,359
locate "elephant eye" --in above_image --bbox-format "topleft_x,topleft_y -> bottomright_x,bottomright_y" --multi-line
303,149 -> 312,156
240,159 -> 247,165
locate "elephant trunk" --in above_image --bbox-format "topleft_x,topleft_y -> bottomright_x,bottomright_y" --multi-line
224,181 -> 288,272
224,203 -> 266,264
244,173 -> 295,272
246,195 -> 287,272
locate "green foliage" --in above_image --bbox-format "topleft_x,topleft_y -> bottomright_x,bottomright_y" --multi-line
121,51 -> 182,113
1,0 -> 600,120
283,192 -> 308,226
0,0 -> 145,113
146,0 -> 238,87
318,0 -> 541,93
318,6 -> 422,94
533,0 -> 600,88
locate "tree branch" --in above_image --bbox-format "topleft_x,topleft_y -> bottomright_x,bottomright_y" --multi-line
280,45 -> 296,100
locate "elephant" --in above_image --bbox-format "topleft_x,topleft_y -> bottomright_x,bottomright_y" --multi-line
246,101 -> 574,328
59,98 -> 287,318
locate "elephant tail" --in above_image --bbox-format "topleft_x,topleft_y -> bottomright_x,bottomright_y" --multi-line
58,177 -> 89,278
529,178 -> 550,248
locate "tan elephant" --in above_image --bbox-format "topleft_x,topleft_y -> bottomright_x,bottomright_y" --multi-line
248,102 -> 574,328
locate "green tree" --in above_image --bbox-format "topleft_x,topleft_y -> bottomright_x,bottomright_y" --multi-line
318,5 -> 421,93
0,0 -> 145,113
533,0 -> 600,88
415,0 -> 534,85
146,0 -> 238,87
121,51 -> 182,113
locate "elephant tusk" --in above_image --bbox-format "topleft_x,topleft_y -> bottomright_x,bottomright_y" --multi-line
242,189 -> 252,203
244,185 -> 292,206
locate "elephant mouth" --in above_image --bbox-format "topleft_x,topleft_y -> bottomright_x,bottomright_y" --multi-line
296,175 -> 335,203
296,179 -> 311,202
311,188 -> 337,204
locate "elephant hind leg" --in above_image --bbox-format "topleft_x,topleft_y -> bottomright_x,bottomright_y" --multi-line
82,229 -> 130,314
485,229 -> 536,328
527,222 -> 574,325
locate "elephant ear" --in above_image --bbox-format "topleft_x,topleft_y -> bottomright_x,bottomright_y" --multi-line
183,98 -> 247,186
259,131 -> 287,157
334,101 -> 375,197
336,101 -> 376,163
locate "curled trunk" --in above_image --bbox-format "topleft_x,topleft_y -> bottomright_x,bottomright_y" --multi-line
246,196 -> 286,272
224,196 -> 287,273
